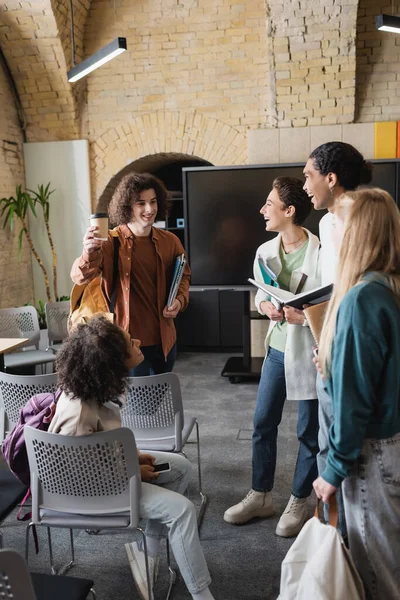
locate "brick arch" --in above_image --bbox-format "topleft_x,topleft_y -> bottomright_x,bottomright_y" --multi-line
0,1 -> 86,141
90,111 -> 248,204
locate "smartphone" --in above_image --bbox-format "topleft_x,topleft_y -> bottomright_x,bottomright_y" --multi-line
153,462 -> 171,473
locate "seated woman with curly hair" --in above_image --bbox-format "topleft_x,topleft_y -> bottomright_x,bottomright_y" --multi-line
49,314 -> 215,600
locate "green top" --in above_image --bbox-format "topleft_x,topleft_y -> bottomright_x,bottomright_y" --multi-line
269,240 -> 309,352
322,274 -> 400,487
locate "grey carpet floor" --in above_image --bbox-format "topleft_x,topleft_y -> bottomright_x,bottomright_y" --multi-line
1,352 -> 313,600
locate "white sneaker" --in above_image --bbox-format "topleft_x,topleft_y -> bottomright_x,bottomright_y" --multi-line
224,489 -> 274,525
275,494 -> 309,538
125,541 -> 159,600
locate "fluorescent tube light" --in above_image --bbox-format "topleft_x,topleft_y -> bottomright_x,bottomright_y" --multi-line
376,14 -> 400,34
67,37 -> 127,83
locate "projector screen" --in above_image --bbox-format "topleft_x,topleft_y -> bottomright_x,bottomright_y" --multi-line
183,160 -> 398,287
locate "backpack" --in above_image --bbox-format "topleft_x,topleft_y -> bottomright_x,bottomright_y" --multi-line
1,389 -> 62,486
68,234 -> 120,331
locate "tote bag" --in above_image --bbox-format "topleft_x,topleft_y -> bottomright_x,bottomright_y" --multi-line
277,500 -> 365,600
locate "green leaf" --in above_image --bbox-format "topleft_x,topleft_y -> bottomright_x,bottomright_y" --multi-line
8,205 -> 15,231
17,227 -> 25,261
25,193 -> 37,217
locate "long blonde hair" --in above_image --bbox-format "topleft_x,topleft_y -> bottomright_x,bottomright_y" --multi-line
319,187 -> 400,377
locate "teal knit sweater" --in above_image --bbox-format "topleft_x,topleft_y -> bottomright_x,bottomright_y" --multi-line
322,274 -> 400,487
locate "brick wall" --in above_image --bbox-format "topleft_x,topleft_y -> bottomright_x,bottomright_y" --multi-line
357,0 -> 400,122
2,1 -> 400,203
84,0 -> 271,134
0,60 -> 33,308
269,0 -> 359,127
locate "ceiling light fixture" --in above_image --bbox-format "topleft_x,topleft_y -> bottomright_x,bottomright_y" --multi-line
376,13 -> 400,34
67,0 -> 127,83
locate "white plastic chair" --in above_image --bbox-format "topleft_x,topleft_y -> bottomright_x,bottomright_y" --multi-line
0,548 -> 96,600
24,426 -> 176,599
44,301 -> 70,353
121,373 -> 207,525
0,307 -> 55,373
0,372 -> 58,441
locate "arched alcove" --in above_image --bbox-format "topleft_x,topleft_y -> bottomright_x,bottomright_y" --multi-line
96,152 -> 212,212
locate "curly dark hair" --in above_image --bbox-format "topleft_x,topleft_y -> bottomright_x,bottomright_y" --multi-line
56,315 -> 130,406
108,172 -> 171,226
309,142 -> 373,190
272,176 -> 312,226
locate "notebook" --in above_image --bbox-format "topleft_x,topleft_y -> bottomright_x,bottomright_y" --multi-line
303,301 -> 329,346
167,254 -> 186,308
248,278 -> 333,310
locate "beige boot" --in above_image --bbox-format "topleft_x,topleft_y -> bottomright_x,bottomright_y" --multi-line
275,494 -> 309,537
224,490 -> 274,525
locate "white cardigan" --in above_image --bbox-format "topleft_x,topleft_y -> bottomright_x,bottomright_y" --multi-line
253,229 -> 321,401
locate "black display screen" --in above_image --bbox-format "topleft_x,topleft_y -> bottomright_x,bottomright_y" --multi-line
183,161 -> 398,286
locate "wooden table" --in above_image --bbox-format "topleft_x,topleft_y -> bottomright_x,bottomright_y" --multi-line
0,338 -> 29,372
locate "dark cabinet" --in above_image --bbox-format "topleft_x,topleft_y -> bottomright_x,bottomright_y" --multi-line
176,289 -> 244,351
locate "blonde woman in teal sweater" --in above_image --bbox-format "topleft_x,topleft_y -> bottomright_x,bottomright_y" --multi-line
313,188 -> 400,600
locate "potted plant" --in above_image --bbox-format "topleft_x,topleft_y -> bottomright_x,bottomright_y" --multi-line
0,185 -> 52,301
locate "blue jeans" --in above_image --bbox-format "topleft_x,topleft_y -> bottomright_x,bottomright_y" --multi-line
130,344 -> 177,377
252,347 -> 319,497
316,372 -> 348,537
342,434 -> 400,600
141,452 -> 211,594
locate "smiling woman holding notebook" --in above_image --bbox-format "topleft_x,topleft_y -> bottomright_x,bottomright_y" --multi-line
224,176 -> 321,538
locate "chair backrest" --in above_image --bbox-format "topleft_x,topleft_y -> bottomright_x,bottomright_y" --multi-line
24,426 -> 141,526
0,307 -> 40,349
0,372 -> 58,435
0,549 -> 36,600
45,301 -> 70,346
121,373 -> 184,447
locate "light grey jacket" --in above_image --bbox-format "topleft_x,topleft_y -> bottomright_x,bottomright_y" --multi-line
253,229 -> 321,400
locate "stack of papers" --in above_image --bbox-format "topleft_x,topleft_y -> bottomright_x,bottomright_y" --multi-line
167,254 -> 186,307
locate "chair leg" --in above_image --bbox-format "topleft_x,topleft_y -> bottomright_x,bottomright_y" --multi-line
89,589 -> 97,599
0,406 -> 5,442
47,527 -> 57,575
25,522 -> 34,564
194,421 -> 207,529
0,529 -> 3,549
165,538 -> 177,600
57,528 -> 75,576
138,528 -> 154,600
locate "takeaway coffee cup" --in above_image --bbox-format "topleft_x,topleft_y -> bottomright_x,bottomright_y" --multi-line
90,213 -> 108,241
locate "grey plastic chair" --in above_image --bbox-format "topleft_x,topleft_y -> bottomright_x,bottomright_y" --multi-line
121,373 -> 207,526
0,549 -> 96,600
44,302 -> 70,353
0,307 -> 56,373
24,426 -> 176,599
0,372 -> 58,442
